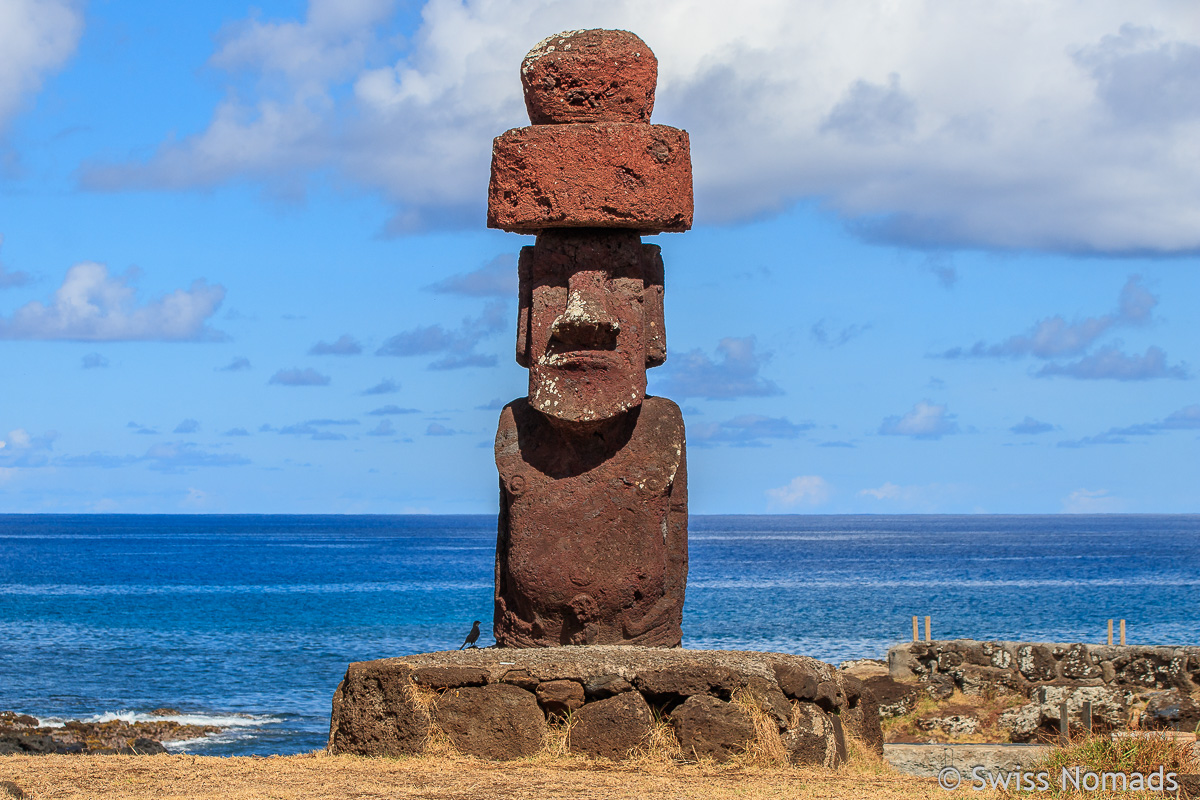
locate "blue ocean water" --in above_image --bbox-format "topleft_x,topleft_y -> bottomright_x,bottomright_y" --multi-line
1,514 -> 1197,756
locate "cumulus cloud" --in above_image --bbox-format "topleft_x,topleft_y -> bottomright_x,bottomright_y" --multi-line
0,262 -> 226,341
361,378 -> 400,395
426,423 -> 456,436
941,276 -> 1186,381
218,356 -> 252,371
690,414 -> 811,447
766,475 -> 831,510
1058,403 -> 1200,447
0,428 -> 56,468
367,404 -> 419,415
81,352 -> 108,369
269,367 -> 330,386
1035,345 -> 1189,381
942,276 -> 1156,360
810,320 -> 870,349
376,299 -> 504,369
142,442 -> 250,472
654,336 -> 781,400
173,419 -> 200,434
277,418 -> 358,439
309,334 -> 362,355
426,254 -> 517,297
1062,488 -> 1121,513
878,401 -> 958,439
0,0 -> 82,133
1010,416 -> 1055,435
367,419 -> 396,436
78,1 -> 1200,253
223,427 -> 250,436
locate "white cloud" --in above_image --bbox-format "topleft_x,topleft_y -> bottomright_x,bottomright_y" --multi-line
80,1 -> 1200,253
655,337 -> 781,400
766,475 -> 831,510
1062,488 -> 1121,513
878,401 -> 959,439
0,0 -> 83,132
269,367 -> 331,386
0,262 -> 226,341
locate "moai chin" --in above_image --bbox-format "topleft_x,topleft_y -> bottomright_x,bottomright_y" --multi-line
487,30 -> 693,647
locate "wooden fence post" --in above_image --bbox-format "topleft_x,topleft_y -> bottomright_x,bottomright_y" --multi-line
1082,701 -> 1092,734
1107,619 -> 1113,646
1060,702 -> 1069,743
924,615 -> 931,643
912,616 -> 919,643
1119,619 -> 1126,646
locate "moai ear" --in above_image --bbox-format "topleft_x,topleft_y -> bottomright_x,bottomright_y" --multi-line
642,244 -> 666,368
516,246 -> 533,368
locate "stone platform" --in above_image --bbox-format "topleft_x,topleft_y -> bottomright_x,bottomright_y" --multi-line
329,646 -> 882,763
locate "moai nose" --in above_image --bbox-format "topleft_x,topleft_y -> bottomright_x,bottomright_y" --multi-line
550,271 -> 620,350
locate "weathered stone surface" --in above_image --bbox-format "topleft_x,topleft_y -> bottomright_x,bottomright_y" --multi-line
521,30 -> 657,124
488,123 -> 692,234
583,673 -> 633,699
412,665 -> 490,688
863,675 -> 921,718
925,673 -> 955,700
838,674 -> 884,755
569,691 -> 653,759
883,743 -> 1052,778
1140,689 -> 1200,732
1015,644 -> 1059,682
671,695 -> 755,762
536,679 -> 585,716
329,660 -> 430,756
328,647 -> 874,765
917,710 -> 980,736
999,685 -> 1132,742
634,665 -> 738,699
432,684 -> 546,760
784,705 -> 842,767
1059,644 -> 1102,679
773,660 -> 821,701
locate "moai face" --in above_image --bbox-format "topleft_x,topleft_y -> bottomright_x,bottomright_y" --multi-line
516,231 -> 665,423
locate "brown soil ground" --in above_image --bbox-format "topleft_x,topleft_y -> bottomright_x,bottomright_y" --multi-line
0,751 -> 993,800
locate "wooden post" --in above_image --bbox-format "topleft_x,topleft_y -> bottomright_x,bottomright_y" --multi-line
1107,619 -> 1113,646
912,616 -> 919,643
1060,702 -> 1069,743
1119,619 -> 1126,646
924,615 -> 931,643
1082,701 -> 1092,734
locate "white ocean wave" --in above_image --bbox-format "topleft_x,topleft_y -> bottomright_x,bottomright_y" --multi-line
37,710 -> 281,729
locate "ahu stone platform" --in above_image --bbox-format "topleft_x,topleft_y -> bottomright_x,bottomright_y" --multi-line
329,646 -> 882,763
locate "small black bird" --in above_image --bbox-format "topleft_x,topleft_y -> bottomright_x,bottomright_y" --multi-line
460,620 -> 481,650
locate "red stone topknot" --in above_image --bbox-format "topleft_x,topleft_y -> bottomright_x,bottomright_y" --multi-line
520,29 -> 657,125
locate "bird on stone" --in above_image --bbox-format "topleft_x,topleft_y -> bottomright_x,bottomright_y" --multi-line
460,620 -> 481,650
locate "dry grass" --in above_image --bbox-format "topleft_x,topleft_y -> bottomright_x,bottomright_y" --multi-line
0,751 -> 966,800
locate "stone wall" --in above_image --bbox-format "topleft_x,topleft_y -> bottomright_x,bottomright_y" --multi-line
884,640 -> 1200,742
329,646 -> 883,763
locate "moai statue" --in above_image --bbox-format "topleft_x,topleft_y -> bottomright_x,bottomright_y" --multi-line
487,30 -> 693,647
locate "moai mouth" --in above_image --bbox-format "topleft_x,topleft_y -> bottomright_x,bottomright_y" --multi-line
488,29 -> 692,647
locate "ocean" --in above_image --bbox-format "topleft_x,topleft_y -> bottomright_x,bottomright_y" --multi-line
1,513 -> 1197,755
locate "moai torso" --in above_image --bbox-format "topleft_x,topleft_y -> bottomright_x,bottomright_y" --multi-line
487,30 -> 692,647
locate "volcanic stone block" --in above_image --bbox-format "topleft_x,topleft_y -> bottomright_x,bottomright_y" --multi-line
569,691 -> 654,760
634,665 -> 738,699
670,695 -> 756,762
784,705 -> 843,767
521,29 -> 657,124
487,123 -> 692,234
432,684 -> 546,760
536,679 -> 585,717
773,660 -> 820,702
328,660 -> 430,757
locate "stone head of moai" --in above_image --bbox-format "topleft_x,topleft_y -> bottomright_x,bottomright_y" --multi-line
488,30 -> 692,648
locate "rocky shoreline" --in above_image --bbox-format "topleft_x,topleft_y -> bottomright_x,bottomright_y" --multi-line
0,710 -> 221,756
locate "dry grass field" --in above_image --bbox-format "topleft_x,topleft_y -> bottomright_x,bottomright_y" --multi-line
0,750 -> 973,800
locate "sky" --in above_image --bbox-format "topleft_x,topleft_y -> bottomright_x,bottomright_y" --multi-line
0,0 -> 1197,515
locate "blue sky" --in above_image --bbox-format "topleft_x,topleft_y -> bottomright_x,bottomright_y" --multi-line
1,0 -> 1197,514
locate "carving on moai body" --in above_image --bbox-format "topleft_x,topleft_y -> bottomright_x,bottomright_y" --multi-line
488,30 -> 692,647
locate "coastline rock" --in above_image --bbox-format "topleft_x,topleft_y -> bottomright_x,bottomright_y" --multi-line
1140,689 -> 1200,732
